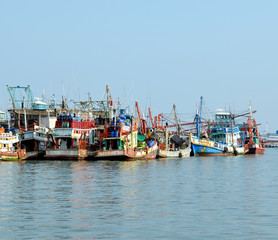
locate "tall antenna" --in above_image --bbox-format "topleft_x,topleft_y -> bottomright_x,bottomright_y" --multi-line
123,86 -> 127,112
62,80 -> 65,98
173,104 -> 181,136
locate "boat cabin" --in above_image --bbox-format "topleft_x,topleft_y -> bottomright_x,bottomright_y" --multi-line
0,111 -> 5,122
209,110 -> 243,147
0,132 -> 19,152
214,109 -> 235,128
52,113 -> 96,150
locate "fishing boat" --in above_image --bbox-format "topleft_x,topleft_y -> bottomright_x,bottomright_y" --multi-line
19,122 -> 53,159
190,97 -> 247,156
0,128 -> 26,161
124,134 -> 158,160
158,135 -> 191,158
190,133 -> 230,156
207,110 -> 248,155
44,113 -> 96,160
96,113 -> 158,160
155,105 -> 191,158
239,117 -> 265,154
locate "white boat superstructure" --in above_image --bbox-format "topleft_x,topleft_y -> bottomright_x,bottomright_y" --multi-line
0,132 -> 20,153
45,114 -> 97,160
20,124 -> 52,159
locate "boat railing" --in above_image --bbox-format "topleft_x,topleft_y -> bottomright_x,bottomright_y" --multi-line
0,132 -> 14,138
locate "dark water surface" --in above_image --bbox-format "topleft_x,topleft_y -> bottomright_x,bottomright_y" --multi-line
1,149 -> 278,239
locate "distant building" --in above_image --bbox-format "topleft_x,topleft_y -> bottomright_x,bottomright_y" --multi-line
261,131 -> 278,147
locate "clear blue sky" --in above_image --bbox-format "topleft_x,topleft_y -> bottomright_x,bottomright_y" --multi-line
0,1 -> 277,131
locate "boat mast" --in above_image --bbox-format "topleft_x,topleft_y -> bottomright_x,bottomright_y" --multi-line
248,100 -> 254,144
165,122 -> 169,150
106,85 -> 113,118
23,97 -> 27,131
136,101 -> 146,135
249,100 -> 253,119
7,110 -> 10,130
196,96 -> 203,138
173,104 -> 180,136
148,107 -> 155,129
230,112 -> 234,146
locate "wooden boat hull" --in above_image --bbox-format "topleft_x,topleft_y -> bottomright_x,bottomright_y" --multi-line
95,150 -> 127,160
246,144 -> 265,154
191,135 -> 226,156
0,149 -> 26,161
192,143 -> 248,156
191,143 -> 226,156
24,151 -> 45,160
44,149 -> 88,160
87,150 -> 97,160
95,143 -> 158,160
190,135 -> 247,156
233,146 -> 248,155
158,147 -> 191,158
124,143 -> 158,160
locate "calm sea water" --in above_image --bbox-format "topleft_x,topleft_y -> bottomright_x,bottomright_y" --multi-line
1,149 -> 278,239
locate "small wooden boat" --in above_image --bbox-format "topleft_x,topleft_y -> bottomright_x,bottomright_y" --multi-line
0,130 -> 27,161
157,132 -> 191,158
239,104 -> 265,154
151,104 -> 191,158
240,119 -> 265,154
124,141 -> 158,160
0,149 -> 26,161
19,123 -> 54,159
158,145 -> 191,158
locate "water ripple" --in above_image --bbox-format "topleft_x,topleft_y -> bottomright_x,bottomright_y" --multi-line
1,150 -> 278,239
